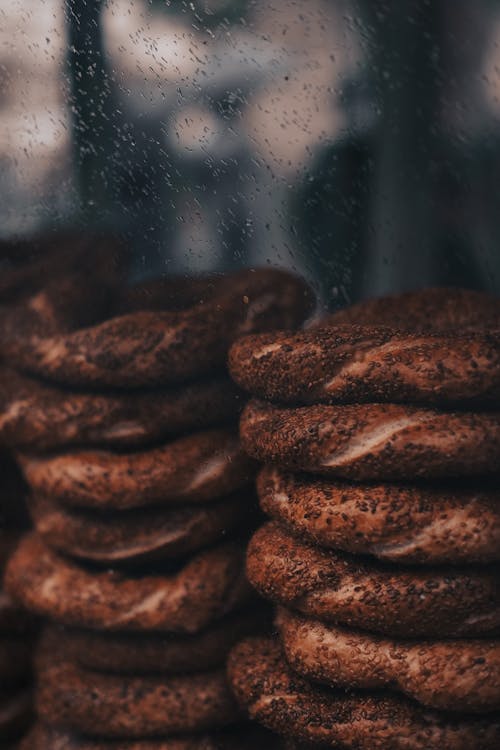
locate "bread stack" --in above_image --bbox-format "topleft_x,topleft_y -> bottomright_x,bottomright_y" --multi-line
2,265 -> 312,749
227,288 -> 500,750
0,454 -> 34,748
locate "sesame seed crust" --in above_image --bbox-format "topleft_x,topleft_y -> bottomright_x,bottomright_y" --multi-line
240,400 -> 500,480
246,523 -> 500,638
228,637 -> 500,750
276,608 -> 500,713
6,534 -> 251,634
257,466 -> 500,565
229,326 -> 500,405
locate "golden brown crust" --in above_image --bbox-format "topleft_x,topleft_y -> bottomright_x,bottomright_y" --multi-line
28,491 -> 254,565
327,287 -> 500,331
0,231 -> 125,299
19,724 -> 279,750
229,326 -> 500,405
246,523 -> 500,637
277,609 -> 500,713
41,609 -> 268,675
35,653 -> 238,738
6,533 -> 251,634
4,269 -> 312,388
240,400 -> 500,480
258,466 -> 500,565
228,637 -> 500,750
19,430 -> 255,511
0,369 -> 242,451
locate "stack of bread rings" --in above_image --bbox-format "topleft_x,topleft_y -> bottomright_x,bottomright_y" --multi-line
1,258 -> 313,749
0,454 -> 34,749
227,287 -> 500,750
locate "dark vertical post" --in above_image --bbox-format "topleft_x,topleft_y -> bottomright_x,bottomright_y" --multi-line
359,0 -> 444,294
65,0 -> 117,221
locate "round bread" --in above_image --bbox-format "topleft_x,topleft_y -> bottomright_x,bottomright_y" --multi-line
18,430 -> 254,511
4,269 -> 312,388
35,654 -> 238,738
6,533 -> 251,633
41,609 -> 268,674
258,466 -> 500,565
20,724 -> 278,750
229,326 -> 500,405
0,231 -> 125,306
0,689 -> 32,742
28,491 -> 254,565
277,608 -> 500,713
228,637 -> 500,750
0,369 -> 242,451
0,636 -> 32,683
327,287 -> 500,331
0,255 -> 123,348
246,523 -> 500,637
240,400 -> 500,480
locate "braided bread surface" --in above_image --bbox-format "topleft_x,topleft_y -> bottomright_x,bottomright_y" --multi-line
229,326 -> 500,405
258,466 -> 500,564
35,654 -> 237,738
241,400 -> 500,479
19,429 -> 254,510
42,609 -> 267,675
3,269 -> 312,388
28,492 -> 253,565
247,523 -> 500,637
228,637 -> 500,750
327,287 -> 500,331
6,534 -> 251,633
0,369 -> 242,451
277,608 -> 500,713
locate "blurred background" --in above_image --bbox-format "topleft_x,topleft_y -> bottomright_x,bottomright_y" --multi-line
1,0 -> 500,308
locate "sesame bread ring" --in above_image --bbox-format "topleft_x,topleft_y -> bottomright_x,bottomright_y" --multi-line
0,689 -> 32,742
5,269 -> 312,389
43,609 -> 268,675
0,369 -> 242,451
228,637 -> 500,750
277,609 -> 500,714
20,724 -> 278,750
257,466 -> 500,565
0,231 -> 125,307
28,492 -> 254,565
246,523 -> 500,637
18,430 -> 254,511
328,287 -> 500,331
240,400 -> 500,480
5,534 -> 251,633
35,653 -> 238,739
229,326 -> 500,405
0,252 -> 124,346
